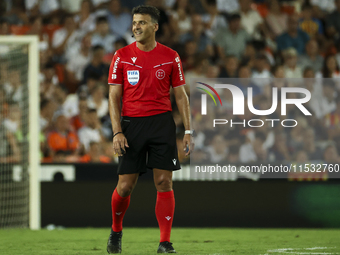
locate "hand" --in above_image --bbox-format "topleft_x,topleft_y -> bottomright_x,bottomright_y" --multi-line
113,133 -> 129,156
183,134 -> 194,157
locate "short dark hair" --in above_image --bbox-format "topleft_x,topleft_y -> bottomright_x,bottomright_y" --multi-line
61,14 -> 74,24
96,16 -> 107,24
238,64 -> 250,71
56,83 -> 69,94
0,17 -> 8,25
132,5 -> 160,23
88,72 -> 101,81
225,54 -> 237,59
301,3 -> 313,11
303,66 -> 314,76
255,54 -> 267,60
40,99 -> 50,110
88,108 -> 97,114
271,64 -> 283,74
114,38 -> 128,47
44,61 -> 55,69
55,150 -> 69,156
89,141 -> 99,147
206,0 -> 217,6
228,13 -> 241,22
92,45 -> 104,52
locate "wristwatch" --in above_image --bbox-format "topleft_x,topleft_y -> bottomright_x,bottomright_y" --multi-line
185,130 -> 196,137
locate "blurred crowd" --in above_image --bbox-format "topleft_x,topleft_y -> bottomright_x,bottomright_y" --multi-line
1,0 -> 340,164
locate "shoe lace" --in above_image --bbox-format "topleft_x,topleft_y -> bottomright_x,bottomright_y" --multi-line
163,242 -> 174,250
109,231 -> 122,243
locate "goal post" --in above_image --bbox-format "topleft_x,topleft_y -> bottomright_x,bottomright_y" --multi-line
0,36 -> 40,229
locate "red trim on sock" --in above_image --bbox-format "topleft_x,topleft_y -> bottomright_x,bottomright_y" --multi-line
156,190 -> 175,242
114,188 -> 130,201
111,188 -> 130,232
157,190 -> 174,198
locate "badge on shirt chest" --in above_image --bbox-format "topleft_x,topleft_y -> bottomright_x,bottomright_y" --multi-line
127,70 -> 139,85
155,69 -> 165,80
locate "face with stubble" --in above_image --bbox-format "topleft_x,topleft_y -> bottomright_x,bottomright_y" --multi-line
132,14 -> 158,44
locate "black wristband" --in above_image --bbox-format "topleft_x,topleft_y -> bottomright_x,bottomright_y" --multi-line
113,132 -> 123,138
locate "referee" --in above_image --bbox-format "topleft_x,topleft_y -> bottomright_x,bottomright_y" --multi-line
107,5 -> 194,254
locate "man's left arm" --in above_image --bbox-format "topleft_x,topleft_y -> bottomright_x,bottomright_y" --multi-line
173,86 -> 194,156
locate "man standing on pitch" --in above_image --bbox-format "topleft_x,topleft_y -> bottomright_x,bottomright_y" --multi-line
107,5 -> 193,254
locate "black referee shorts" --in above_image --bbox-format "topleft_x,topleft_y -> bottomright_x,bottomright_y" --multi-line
117,111 -> 181,175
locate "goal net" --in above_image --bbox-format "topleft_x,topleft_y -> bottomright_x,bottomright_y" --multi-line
0,36 -> 40,229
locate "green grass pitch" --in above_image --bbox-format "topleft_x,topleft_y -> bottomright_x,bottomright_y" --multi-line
0,228 -> 339,255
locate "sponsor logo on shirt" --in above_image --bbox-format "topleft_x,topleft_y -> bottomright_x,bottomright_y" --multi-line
175,56 -> 183,81
178,63 -> 183,81
112,57 -> 120,76
155,69 -> 165,80
127,70 -> 139,85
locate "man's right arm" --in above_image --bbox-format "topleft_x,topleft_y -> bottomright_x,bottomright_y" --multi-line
109,85 -> 129,156
109,85 -> 122,135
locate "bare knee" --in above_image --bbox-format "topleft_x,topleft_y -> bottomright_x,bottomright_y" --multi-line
154,176 -> 172,192
117,181 -> 135,197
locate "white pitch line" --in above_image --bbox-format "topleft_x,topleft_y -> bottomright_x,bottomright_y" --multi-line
282,253 -> 336,254
305,248 -> 336,250
266,247 -> 338,254
267,248 -> 296,252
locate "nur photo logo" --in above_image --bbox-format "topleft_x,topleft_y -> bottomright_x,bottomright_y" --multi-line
196,81 -> 312,128
196,82 -> 223,115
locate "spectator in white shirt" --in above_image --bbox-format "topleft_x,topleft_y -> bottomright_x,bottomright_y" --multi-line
74,0 -> 96,37
52,14 -> 82,61
265,0 -> 288,39
40,62 -> 59,100
60,0 -> 83,13
3,103 -> 22,135
215,13 -> 250,59
283,48 -> 303,78
216,0 -> 239,14
66,34 -> 92,84
251,54 -> 272,89
298,39 -> 324,73
303,67 -> 324,117
205,134 -> 228,163
169,0 -> 193,42
239,132 -> 267,163
78,108 -> 103,152
106,0 -> 132,38
3,69 -> 23,104
53,85 -> 79,119
91,16 -> 117,54
87,83 -> 109,118
310,79 -> 337,119
92,0 -> 110,10
239,0 -> 266,38
201,0 -> 228,39
310,0 -> 336,16
25,0 -> 60,17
